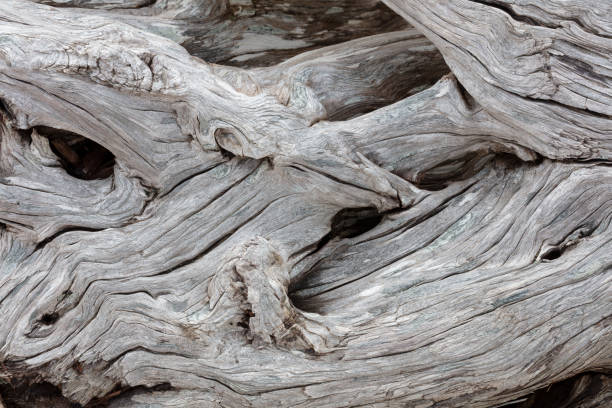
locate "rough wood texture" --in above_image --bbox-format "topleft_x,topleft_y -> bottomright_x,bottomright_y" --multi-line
384,0 -> 612,160
31,0 -> 410,67
0,0 -> 610,407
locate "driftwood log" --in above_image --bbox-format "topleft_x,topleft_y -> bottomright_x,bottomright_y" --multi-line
0,0 -> 610,407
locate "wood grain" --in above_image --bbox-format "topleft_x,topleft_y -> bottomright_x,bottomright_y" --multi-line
0,0 -> 610,406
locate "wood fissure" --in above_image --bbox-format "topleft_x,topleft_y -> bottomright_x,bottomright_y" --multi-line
0,0 -> 610,407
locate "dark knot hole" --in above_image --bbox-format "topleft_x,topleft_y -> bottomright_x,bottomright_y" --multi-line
37,126 -> 115,180
39,312 -> 59,325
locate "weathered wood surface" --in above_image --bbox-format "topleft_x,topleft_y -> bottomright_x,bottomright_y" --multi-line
384,0 -> 612,159
32,0 -> 410,67
0,0 -> 610,407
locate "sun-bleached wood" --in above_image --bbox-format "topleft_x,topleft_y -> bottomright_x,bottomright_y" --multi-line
31,0 -> 409,67
384,0 -> 612,160
0,0 -> 610,407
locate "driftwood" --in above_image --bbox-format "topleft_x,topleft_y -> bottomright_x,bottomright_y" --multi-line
0,0 -> 610,407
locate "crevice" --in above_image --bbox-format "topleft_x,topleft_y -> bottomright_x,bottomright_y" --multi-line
37,0 -> 157,10
307,206 -> 383,257
183,1 -> 410,68
288,206 -> 383,297
35,126 -> 115,180
456,80 -> 477,111
498,372 -> 611,408
84,382 -> 172,408
469,0 -> 612,40
157,158 -> 244,199
33,226 -> 104,253
0,97 -> 13,117
324,50 -> 449,121
124,0 -> 157,10
295,163 -> 397,203
0,381 -> 80,408
540,246 -> 562,261
0,378 -> 174,408
288,177 -> 487,306
411,152 -> 523,191
539,224 -> 595,263
411,152 -> 486,191
213,128 -> 238,159
329,207 -> 383,239
469,0 -> 557,28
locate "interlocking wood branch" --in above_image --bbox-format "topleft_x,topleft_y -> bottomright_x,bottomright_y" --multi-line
0,0 -> 610,407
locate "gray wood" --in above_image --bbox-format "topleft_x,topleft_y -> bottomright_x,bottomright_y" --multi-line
31,0 -> 410,67
0,0 -> 610,407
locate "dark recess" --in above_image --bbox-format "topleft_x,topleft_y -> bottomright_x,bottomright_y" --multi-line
0,381 -> 173,408
288,206 -> 382,297
541,246 -> 563,261
503,372 -> 610,408
330,207 -> 383,239
39,312 -> 59,325
0,382 -> 80,408
36,126 -> 115,180
181,1 -> 409,68
410,152 -> 527,191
